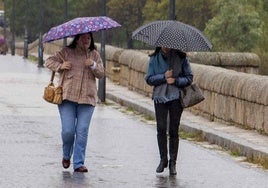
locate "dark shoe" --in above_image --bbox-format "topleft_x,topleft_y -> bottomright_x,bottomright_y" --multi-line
62,158 -> 70,169
169,161 -> 177,175
156,160 -> 168,173
74,166 -> 88,173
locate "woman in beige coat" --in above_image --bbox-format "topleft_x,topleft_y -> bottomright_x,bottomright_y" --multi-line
45,32 -> 104,172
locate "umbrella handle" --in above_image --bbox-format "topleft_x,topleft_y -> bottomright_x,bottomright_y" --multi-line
57,51 -> 66,62
57,51 -> 66,86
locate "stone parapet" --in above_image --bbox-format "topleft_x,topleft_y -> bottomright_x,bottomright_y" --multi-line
104,45 -> 267,134
188,52 -> 260,74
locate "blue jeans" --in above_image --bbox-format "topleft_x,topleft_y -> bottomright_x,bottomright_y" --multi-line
58,100 -> 95,170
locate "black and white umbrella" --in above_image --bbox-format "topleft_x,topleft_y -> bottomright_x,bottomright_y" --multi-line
132,20 -> 212,52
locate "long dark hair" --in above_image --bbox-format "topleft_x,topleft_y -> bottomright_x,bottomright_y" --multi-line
67,32 -> 96,51
149,47 -> 186,59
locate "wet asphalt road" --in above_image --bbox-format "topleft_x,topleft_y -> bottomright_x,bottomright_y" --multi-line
1,55 -> 268,188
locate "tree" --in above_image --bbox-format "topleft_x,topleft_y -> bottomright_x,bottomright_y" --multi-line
143,0 -> 169,22
3,0 -> 107,43
174,0 -> 216,31
3,0 -> 69,42
204,0 -> 262,52
107,0 -> 147,48
142,0 -> 216,31
253,0 -> 268,74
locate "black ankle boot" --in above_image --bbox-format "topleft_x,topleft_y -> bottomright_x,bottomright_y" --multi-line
156,159 -> 168,173
169,137 -> 179,175
169,160 -> 177,175
156,134 -> 168,173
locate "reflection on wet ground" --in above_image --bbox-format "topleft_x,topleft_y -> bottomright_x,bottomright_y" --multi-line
155,174 -> 181,188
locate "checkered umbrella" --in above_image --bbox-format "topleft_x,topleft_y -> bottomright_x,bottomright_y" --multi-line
43,16 -> 121,43
132,20 -> 212,52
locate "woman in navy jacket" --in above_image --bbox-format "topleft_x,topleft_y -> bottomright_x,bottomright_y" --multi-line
145,47 -> 193,175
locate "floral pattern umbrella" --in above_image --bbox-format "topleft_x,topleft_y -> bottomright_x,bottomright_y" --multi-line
43,16 -> 121,43
132,20 -> 212,52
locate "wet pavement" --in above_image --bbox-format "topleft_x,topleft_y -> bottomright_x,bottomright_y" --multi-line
1,54 -> 268,188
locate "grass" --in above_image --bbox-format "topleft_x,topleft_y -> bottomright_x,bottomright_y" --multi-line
230,149 -> 241,157
179,129 -> 204,142
141,114 -> 155,121
246,154 -> 268,169
28,55 -> 39,63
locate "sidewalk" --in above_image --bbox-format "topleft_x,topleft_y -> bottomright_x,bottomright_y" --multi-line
105,80 -> 268,168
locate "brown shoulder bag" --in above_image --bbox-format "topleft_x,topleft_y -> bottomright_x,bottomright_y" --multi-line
43,53 -> 65,105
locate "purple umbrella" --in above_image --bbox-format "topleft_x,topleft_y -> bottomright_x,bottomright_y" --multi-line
43,16 -> 121,43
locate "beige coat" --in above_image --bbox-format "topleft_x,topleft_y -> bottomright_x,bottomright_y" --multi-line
45,47 -> 105,106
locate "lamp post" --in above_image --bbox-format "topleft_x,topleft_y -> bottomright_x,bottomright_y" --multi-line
23,0 -> 29,58
63,0 -> 67,47
11,0 -> 15,55
3,0 -> 7,55
169,0 -> 175,20
38,0 -> 44,67
98,0 -> 106,102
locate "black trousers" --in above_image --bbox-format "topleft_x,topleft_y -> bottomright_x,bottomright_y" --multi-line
154,99 -> 183,161
154,99 -> 183,139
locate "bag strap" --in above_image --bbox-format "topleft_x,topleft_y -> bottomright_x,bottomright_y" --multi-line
49,71 -> 56,83
49,51 -> 66,85
57,52 -> 66,87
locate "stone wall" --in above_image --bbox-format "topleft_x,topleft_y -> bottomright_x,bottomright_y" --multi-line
105,45 -> 268,134
187,52 -> 260,74
15,39 -> 69,57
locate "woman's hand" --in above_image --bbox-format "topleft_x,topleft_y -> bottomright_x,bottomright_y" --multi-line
85,58 -> 95,67
166,77 -> 175,84
60,61 -> 72,70
165,70 -> 173,78
165,70 -> 175,84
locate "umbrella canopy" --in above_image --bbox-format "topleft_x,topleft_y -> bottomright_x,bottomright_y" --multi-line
132,20 -> 212,52
43,16 -> 121,43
